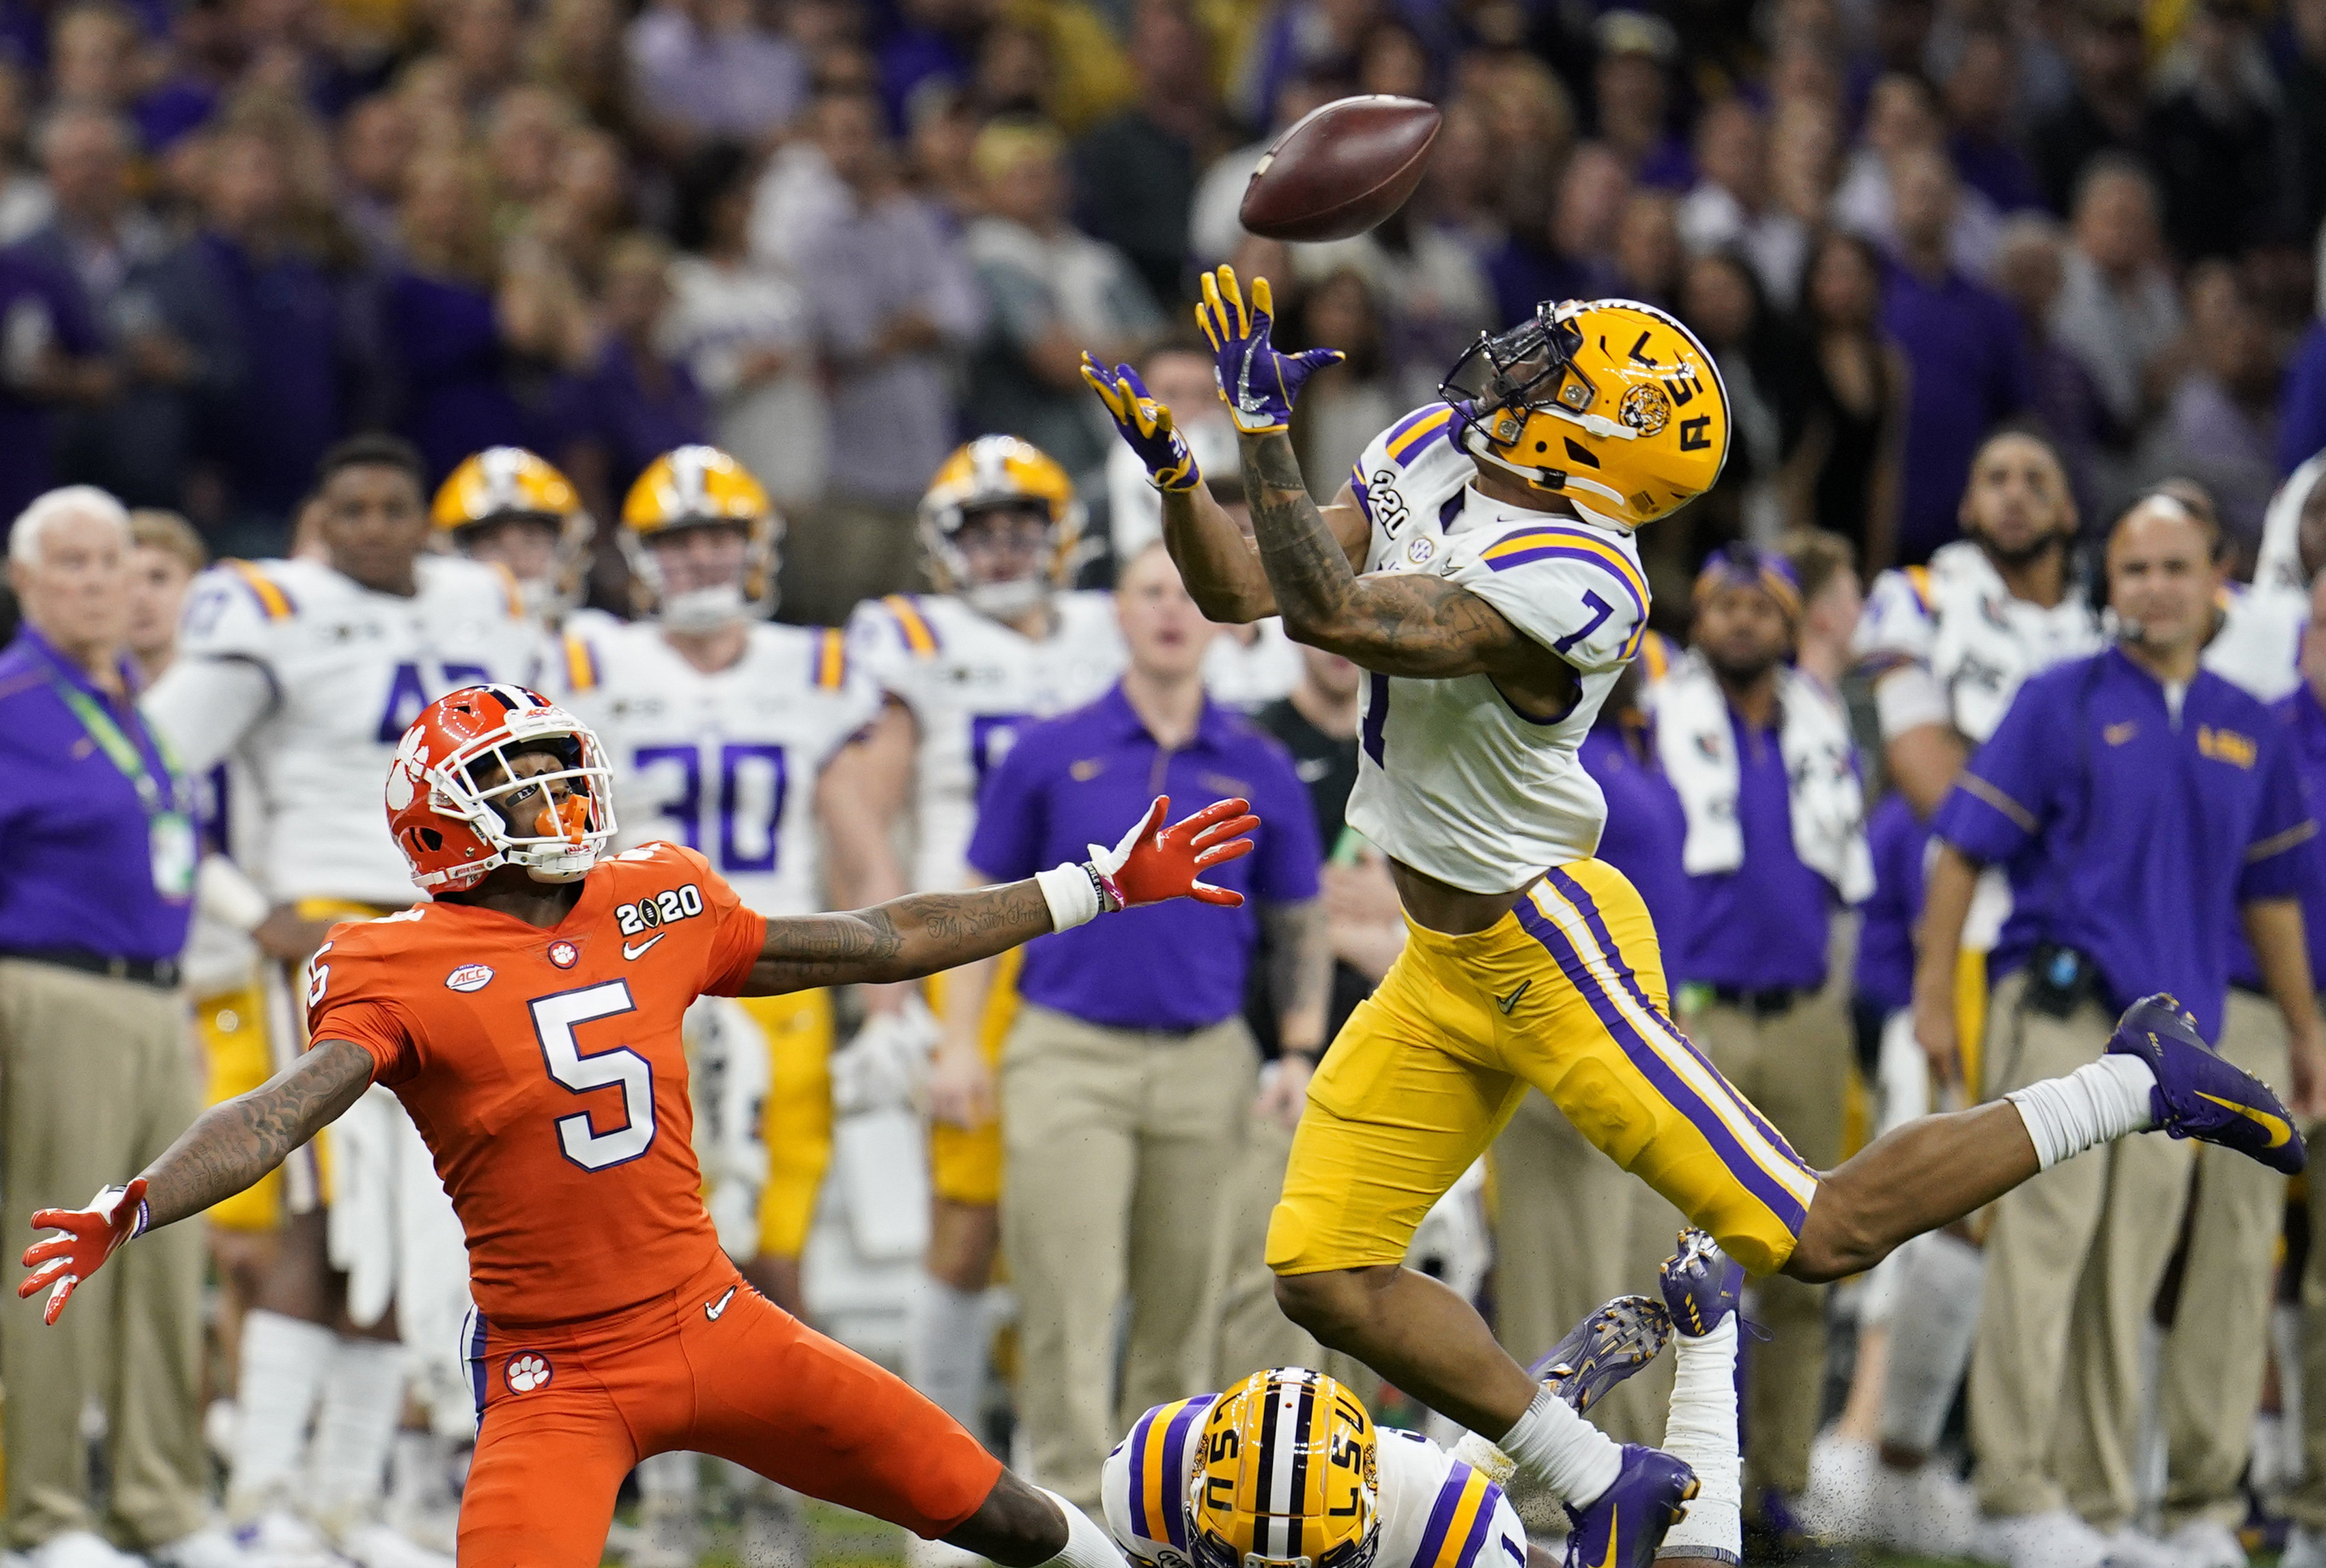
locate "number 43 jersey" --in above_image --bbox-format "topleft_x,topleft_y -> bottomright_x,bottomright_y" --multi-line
308,842 -> 769,1324
1342,404 -> 1650,895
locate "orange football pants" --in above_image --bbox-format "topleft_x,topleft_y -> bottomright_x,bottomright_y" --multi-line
458,1250 -> 1001,1565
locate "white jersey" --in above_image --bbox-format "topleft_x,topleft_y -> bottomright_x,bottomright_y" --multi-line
1852,541 -> 2103,744
2203,581 -> 2308,703
143,555 -> 540,907
560,620 -> 880,916
1342,403 -> 1650,894
846,590 -> 1125,890
1104,1396 -> 1523,1568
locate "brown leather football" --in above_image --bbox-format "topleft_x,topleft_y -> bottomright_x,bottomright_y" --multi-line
1238,95 -> 1443,244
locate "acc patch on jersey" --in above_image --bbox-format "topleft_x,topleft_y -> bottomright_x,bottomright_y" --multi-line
504,1353 -> 551,1393
547,941 -> 579,970
444,963 -> 494,993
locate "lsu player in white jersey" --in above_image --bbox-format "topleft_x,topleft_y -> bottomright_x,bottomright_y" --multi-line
429,446 -> 607,639
141,435 -> 540,1568
1085,267 -> 2309,1565
844,435 -> 1127,1444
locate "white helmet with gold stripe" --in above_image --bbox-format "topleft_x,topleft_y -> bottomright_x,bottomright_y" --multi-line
432,446 -> 594,620
618,445 -> 782,630
919,435 -> 1086,620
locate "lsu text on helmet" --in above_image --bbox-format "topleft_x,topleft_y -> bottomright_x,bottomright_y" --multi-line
620,445 -> 782,630
919,435 -> 1086,621
432,447 -> 595,620
386,684 -> 618,892
1191,1369 -> 1380,1568
1440,298 -> 1730,529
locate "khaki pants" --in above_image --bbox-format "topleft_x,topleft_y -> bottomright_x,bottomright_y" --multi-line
1968,973 -> 2194,1526
775,496 -> 921,629
2289,1092 -> 2326,1530
0,960 -> 207,1548
1001,1004 -> 1256,1508
1487,1088 -> 1680,1448
1688,991 -> 1852,1501
2159,989 -> 2291,1530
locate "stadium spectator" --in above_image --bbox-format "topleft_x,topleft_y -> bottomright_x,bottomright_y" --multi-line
624,0 -> 810,158
1880,147 -> 2032,563
1592,11 -> 1689,189
0,62 -> 50,244
0,486 -> 234,1568
1284,268 -> 1396,501
1918,491 -> 2325,1568
1790,231 -> 1904,565
1990,215 -> 2107,525
2052,158 -> 2183,480
2145,0 -> 2282,263
971,542 -> 1323,1509
2026,0 -> 2148,216
336,94 -> 416,260
1609,187 -> 1682,308
964,119 -> 1162,485
1069,0 -> 1221,307
1677,98 -> 1809,309
2139,263 -> 2283,562
528,0 -> 632,135
1835,72 -> 2002,280
1186,77 -> 1332,269
1944,29 -> 2044,216
1658,545 -> 1871,1547
0,239 -> 111,536
2283,0 -> 2326,248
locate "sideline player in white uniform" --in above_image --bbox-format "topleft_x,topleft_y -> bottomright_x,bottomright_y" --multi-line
429,446 -> 602,641
844,435 -> 1126,1447
1084,267 -> 2309,1563
141,435 -> 539,1568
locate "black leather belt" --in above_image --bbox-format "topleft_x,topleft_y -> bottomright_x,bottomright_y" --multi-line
0,948 -> 180,989
1711,985 -> 1803,1019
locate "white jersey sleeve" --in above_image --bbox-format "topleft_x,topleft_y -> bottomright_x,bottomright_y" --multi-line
846,594 -> 938,710
1852,566 -> 1938,675
143,561 -> 294,772
1439,521 -> 1648,675
1103,1395 -> 1220,1568
1371,1430 -> 1527,1568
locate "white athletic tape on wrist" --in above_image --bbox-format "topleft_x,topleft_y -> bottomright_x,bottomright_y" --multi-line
1036,863 -> 1102,931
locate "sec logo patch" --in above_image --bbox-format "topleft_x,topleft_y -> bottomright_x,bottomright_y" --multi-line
444,963 -> 493,993
505,1353 -> 551,1393
547,941 -> 579,970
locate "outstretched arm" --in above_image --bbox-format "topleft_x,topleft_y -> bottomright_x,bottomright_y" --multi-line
23,1039 -> 375,1322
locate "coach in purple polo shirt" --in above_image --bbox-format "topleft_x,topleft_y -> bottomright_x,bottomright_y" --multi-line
1917,492 -> 2325,1563
0,487 -> 220,1562
966,542 -> 1321,1510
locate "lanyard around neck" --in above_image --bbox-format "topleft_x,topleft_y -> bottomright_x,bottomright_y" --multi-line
49,671 -> 177,817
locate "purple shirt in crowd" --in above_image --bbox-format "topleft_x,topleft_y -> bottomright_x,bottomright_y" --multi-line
1853,791 -> 1929,1016
385,270 -> 534,481
967,684 -> 1321,1032
1577,721 -> 1691,957
0,627 -> 190,961
1671,706 -> 1837,993
1934,648 -> 2315,1041
1881,260 -> 2032,563
0,246 -> 102,529
546,338 -> 710,512
195,231 -> 344,514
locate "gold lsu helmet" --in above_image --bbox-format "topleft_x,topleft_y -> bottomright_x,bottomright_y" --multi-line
1441,298 -> 1730,529
432,446 -> 594,617
1191,1369 -> 1379,1568
919,435 -> 1086,618
618,444 -> 782,628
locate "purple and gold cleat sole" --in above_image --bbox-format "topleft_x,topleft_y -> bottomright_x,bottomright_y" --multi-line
1528,1294 -> 1672,1415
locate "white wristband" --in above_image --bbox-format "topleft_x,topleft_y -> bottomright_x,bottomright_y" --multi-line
1035,863 -> 1102,931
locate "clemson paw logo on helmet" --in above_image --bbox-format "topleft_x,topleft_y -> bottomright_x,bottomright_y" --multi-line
504,1353 -> 551,1393
1618,383 -> 1672,435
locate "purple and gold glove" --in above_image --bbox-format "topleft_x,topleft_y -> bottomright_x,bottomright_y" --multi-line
1194,265 -> 1343,434
1080,354 -> 1201,491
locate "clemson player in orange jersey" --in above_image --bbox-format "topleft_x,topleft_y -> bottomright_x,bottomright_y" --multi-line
20,682 -> 1261,1568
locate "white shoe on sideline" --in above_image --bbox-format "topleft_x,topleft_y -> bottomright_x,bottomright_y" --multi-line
334,1523 -> 451,1568
1796,1432 -> 1876,1541
2160,1518 -> 2247,1568
1876,1460 -> 1981,1558
1980,1509 -> 2111,1568
225,1511 -> 339,1568
2099,1525 -> 2184,1568
26,1533 -> 142,1568
150,1525 -> 271,1568
2284,1524 -> 2326,1568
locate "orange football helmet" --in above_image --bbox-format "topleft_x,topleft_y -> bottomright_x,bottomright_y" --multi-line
386,684 -> 617,892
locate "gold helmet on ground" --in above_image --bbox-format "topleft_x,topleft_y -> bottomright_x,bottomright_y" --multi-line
919,435 -> 1086,620
618,445 -> 782,630
1190,1369 -> 1380,1568
431,447 -> 594,618
1441,298 -> 1730,529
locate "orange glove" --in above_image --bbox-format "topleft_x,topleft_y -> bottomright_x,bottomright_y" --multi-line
1091,796 -> 1261,910
20,1178 -> 147,1326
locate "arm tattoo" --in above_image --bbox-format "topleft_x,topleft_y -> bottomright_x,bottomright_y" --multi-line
748,878 -> 1057,993
142,1039 -> 375,1230
1261,899 -> 1331,1052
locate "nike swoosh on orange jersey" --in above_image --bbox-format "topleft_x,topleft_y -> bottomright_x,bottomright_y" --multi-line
2196,1092 -> 2293,1148
622,934 -> 666,961
706,1284 -> 738,1321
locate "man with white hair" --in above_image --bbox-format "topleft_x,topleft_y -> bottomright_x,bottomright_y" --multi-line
0,487 -> 250,1568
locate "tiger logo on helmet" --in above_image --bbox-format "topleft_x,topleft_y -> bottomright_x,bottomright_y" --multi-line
920,435 -> 1087,621
619,445 -> 782,630
1440,299 -> 1730,529
433,447 -> 594,620
1190,1369 -> 1379,1568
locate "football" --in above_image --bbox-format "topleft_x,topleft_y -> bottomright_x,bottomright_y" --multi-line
1239,95 -> 1444,244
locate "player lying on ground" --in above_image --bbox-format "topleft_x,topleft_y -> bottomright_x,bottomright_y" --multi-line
20,682 -> 1259,1568
1083,267 -> 2315,1564
1102,1230 -> 1748,1568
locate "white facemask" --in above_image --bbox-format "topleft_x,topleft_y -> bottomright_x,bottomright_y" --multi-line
660,583 -> 747,633
965,577 -> 1048,622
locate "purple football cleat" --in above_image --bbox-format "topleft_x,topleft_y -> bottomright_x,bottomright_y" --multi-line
1527,1294 -> 1671,1415
2106,992 -> 2306,1175
1562,1444 -> 1699,1568
1657,1229 -> 1743,1339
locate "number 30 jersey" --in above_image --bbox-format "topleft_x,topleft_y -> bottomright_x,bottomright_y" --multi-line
1343,405 -> 1650,895
558,621 -> 880,917
307,842 -> 767,1324
846,592 -> 1125,890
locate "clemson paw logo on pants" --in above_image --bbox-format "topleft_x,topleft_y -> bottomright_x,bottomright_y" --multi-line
505,1353 -> 551,1393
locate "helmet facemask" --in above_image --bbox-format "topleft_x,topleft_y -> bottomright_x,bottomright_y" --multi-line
626,521 -> 757,633
1441,302 -> 1599,436
389,693 -> 618,890
943,503 -> 1056,622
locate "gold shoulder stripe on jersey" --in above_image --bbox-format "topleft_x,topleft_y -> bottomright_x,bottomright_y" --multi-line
223,560 -> 294,620
1383,405 -> 1455,463
884,594 -> 939,658
563,635 -> 599,693
1904,564 -> 1935,613
814,628 -> 848,689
